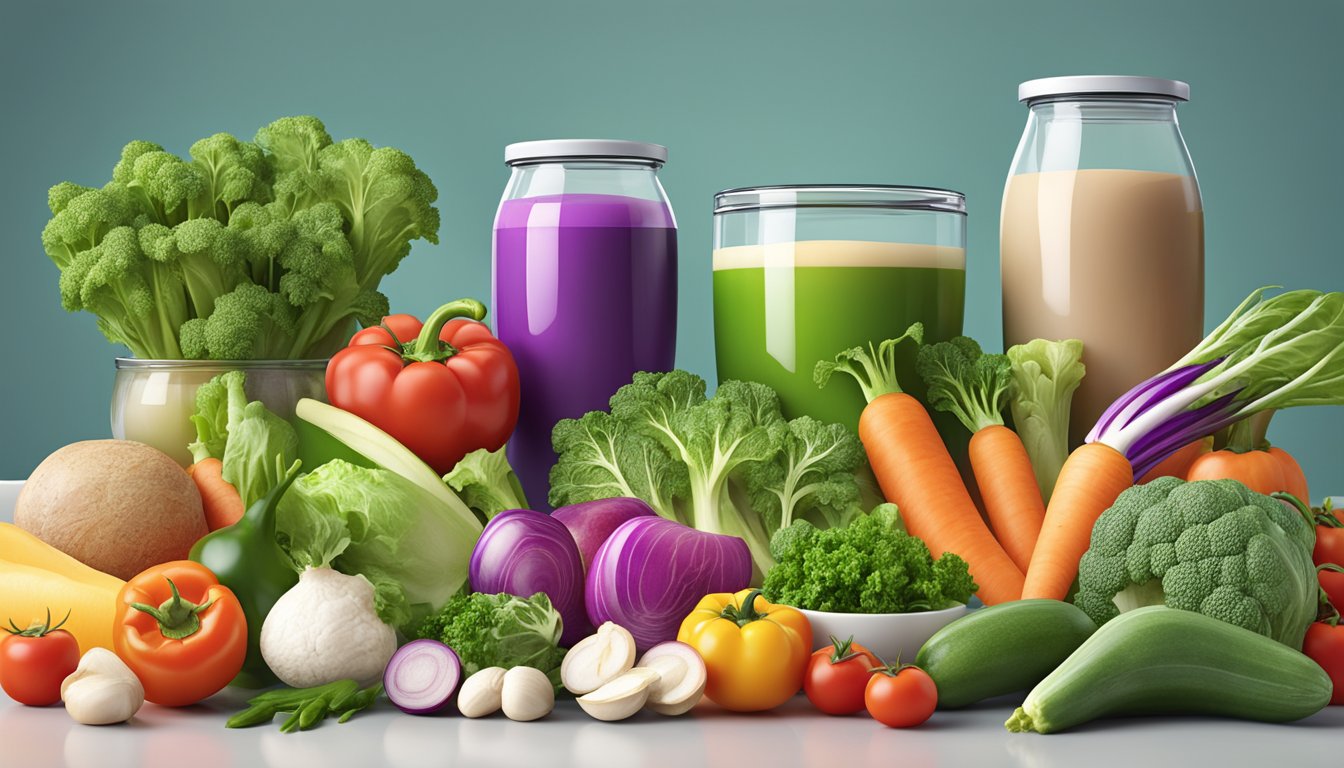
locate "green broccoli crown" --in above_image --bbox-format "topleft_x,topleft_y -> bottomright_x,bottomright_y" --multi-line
42,184 -> 138,269
763,503 -> 977,613
188,132 -> 273,219
44,116 -> 437,360
180,282 -> 297,360
1075,476 -> 1318,649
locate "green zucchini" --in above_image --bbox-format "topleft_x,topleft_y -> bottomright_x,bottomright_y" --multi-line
916,598 -> 1096,708
1006,605 -> 1333,734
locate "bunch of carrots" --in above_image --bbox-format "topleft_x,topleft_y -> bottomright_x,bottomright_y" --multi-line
821,288 -> 1344,606
817,325 -> 1040,605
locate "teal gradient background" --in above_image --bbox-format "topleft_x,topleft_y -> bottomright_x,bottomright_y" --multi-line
2,0 -> 1341,491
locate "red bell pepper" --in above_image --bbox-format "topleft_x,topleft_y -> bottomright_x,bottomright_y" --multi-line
325,299 -> 520,475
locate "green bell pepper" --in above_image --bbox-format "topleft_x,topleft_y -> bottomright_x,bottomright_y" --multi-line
190,458 -> 302,688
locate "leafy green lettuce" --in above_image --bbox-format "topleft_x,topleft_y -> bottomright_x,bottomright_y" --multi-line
188,370 -> 299,508
548,370 -> 867,576
443,447 -> 529,523
275,459 -> 478,634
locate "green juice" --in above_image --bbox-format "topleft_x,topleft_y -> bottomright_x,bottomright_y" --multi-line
712,240 -> 966,431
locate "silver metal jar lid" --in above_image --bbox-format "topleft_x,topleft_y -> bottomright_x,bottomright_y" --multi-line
1018,75 -> 1190,103
504,139 -> 668,165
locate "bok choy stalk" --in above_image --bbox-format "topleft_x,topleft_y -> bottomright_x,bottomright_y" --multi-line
1086,288 -> 1344,479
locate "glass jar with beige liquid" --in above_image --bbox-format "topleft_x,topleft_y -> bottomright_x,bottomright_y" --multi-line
1001,76 -> 1204,446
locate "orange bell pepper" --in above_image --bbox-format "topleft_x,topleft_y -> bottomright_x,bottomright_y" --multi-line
677,589 -> 812,712
115,560 -> 247,707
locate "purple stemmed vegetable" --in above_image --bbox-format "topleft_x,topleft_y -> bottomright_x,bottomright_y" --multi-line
1086,287 -> 1344,478
586,516 -> 752,651
470,509 -> 590,645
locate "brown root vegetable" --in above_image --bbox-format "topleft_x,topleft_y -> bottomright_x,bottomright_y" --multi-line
15,440 -> 207,579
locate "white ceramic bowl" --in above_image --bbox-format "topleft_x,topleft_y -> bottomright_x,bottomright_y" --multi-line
799,604 -> 971,663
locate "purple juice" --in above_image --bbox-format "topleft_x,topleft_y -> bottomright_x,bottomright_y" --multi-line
492,193 -> 677,509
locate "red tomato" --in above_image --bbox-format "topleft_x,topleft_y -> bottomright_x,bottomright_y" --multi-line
1320,567 -> 1344,611
1303,621 -> 1344,705
1314,524 -> 1344,569
804,637 -> 879,715
0,611 -> 81,706
865,665 -> 938,728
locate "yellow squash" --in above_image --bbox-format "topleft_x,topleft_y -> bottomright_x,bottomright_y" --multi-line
0,523 -> 124,653
677,589 -> 813,712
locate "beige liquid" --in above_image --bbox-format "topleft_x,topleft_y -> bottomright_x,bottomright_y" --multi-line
1001,169 -> 1204,446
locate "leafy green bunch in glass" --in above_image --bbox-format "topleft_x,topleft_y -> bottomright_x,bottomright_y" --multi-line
42,116 -> 440,360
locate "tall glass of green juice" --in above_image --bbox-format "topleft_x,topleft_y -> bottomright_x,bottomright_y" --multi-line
712,186 -> 967,431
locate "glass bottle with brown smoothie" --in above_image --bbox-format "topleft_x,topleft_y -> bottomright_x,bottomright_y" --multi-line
1001,76 -> 1204,446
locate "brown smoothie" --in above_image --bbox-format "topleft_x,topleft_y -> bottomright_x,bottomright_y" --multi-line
1000,168 -> 1204,446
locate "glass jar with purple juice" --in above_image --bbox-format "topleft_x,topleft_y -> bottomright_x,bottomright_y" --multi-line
493,140 -> 677,509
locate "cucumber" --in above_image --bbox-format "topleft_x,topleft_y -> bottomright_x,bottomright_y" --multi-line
916,598 -> 1096,708
1006,605 -> 1333,734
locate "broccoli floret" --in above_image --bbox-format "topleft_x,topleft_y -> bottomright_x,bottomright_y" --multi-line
762,503 -> 977,613
741,416 -> 866,531
254,116 -> 332,214
180,283 -> 296,360
188,132 -> 273,220
1075,476 -> 1318,649
416,592 -> 565,683
59,224 -> 188,359
113,143 -> 205,226
141,218 -> 248,318
315,138 -> 440,287
41,185 -> 138,269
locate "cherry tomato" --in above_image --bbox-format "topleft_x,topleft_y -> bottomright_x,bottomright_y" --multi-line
804,636 -> 879,715
864,664 -> 938,728
0,610 -> 81,706
1303,620 -> 1344,705
1320,566 -> 1344,611
1314,504 -> 1344,568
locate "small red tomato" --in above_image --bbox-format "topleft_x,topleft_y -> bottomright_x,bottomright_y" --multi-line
865,664 -> 938,728
1321,566 -> 1344,611
804,635 -> 880,715
1303,620 -> 1344,705
0,610 -> 81,706
1312,503 -> 1344,566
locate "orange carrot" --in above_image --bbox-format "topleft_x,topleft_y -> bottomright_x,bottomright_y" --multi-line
819,326 -> 1025,606
1021,442 -> 1134,600
916,337 -> 1046,575
1137,436 -> 1211,484
188,458 -> 245,531
970,425 -> 1045,573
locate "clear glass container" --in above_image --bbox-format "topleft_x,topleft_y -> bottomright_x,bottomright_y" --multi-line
493,139 -> 677,508
1001,76 -> 1204,445
111,359 -> 328,466
713,185 -> 966,432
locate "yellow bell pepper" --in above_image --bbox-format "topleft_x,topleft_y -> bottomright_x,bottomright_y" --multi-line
677,588 -> 812,712
0,523 -> 124,654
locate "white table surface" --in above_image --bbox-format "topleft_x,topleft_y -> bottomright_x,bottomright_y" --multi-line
2,479 -> 1341,766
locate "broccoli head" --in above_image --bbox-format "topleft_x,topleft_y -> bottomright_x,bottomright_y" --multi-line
1074,476 -> 1318,649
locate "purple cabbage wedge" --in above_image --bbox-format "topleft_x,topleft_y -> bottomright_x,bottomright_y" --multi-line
586,516 -> 752,651
551,497 -> 657,572
470,509 -> 591,645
